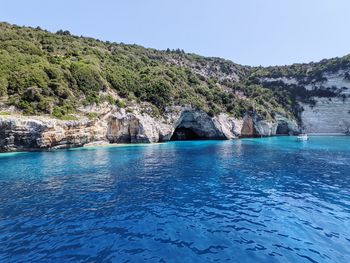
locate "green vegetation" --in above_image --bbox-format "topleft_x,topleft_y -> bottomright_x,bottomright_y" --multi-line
115,99 -> 126,108
0,22 -> 349,121
86,112 -> 98,120
246,57 -> 350,113
249,55 -> 350,81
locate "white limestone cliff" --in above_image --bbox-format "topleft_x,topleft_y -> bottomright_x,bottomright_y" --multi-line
262,70 -> 350,134
0,106 -> 295,152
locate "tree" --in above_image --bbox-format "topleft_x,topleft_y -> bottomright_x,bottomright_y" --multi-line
56,29 -> 71,36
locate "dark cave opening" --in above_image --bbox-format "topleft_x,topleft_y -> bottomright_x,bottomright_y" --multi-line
170,127 -> 203,141
276,122 -> 289,135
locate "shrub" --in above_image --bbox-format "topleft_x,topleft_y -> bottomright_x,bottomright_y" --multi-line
116,99 -> 126,108
2,21 -> 347,121
87,112 -> 98,120
70,62 -> 104,94
0,77 -> 7,96
106,66 -> 139,97
100,95 -> 115,105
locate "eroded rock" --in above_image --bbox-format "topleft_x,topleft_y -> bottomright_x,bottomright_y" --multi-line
0,106 -> 300,152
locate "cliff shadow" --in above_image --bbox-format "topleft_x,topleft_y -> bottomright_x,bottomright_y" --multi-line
170,127 -> 202,141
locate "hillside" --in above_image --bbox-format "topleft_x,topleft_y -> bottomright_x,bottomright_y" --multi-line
0,22 -> 349,151
0,22 -> 297,120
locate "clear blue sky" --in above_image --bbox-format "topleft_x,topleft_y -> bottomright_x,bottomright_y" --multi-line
1,0 -> 349,66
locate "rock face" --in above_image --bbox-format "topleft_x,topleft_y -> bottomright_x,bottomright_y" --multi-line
240,115 -> 299,137
106,108 -> 243,143
240,115 -> 255,137
106,109 -> 173,143
213,114 -> 243,139
1,106 -> 298,152
262,70 -> 350,135
301,71 -> 350,134
301,98 -> 350,134
0,116 -> 107,152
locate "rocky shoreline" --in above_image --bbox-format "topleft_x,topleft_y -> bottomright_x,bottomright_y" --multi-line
1,23 -> 349,153
0,106 -> 300,153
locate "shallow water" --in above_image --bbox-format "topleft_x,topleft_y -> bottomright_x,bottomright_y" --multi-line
0,137 -> 349,262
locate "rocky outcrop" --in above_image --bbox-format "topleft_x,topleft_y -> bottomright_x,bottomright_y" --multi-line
105,108 -> 243,143
0,116 -> 107,152
106,109 -> 173,143
240,116 -> 277,137
240,114 -> 299,137
212,114 -> 243,139
240,115 -> 255,137
0,106 -> 301,152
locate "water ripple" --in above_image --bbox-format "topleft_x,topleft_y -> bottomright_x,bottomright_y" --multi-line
0,137 -> 350,262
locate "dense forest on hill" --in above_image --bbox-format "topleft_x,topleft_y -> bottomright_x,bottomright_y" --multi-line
0,22 -> 349,121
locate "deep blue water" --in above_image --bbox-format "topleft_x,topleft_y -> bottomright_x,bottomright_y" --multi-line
0,137 -> 350,263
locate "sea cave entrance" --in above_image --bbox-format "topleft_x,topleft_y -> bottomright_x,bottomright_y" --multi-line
276,121 -> 290,135
169,110 -> 224,141
170,127 -> 203,141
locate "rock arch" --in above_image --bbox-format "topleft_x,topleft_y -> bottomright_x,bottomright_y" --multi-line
170,110 -> 226,141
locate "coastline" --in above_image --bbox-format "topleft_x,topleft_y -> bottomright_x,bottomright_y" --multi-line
1,135 -> 349,155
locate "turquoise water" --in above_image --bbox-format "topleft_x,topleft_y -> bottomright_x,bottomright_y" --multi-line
0,137 -> 349,262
